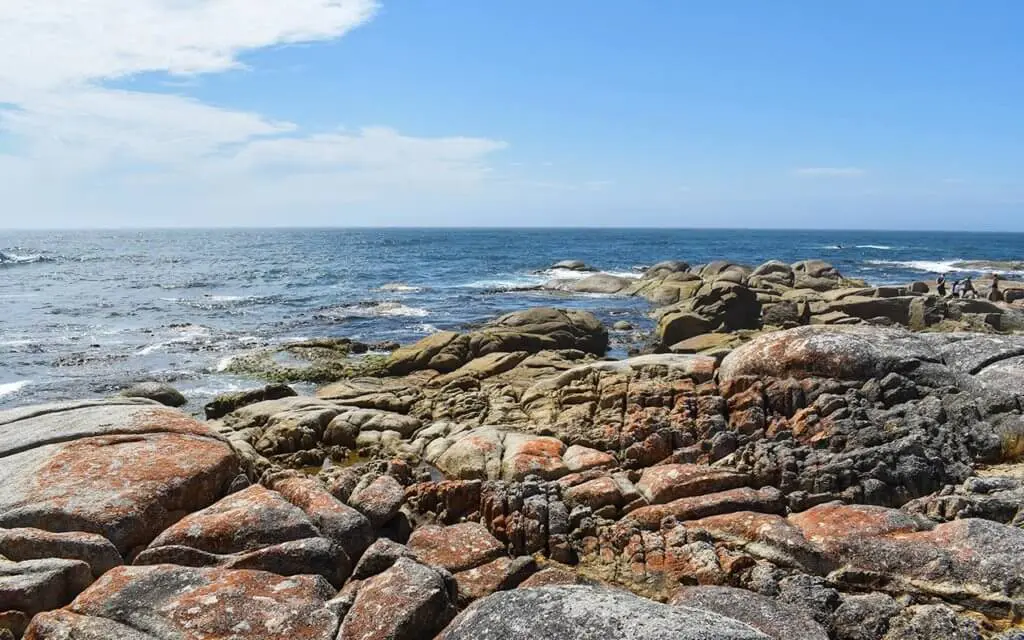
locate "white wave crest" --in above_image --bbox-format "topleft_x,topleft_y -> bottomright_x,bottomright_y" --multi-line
0,380 -> 31,397
319,301 -> 429,319
856,245 -> 894,250
379,283 -> 422,293
866,260 -> 961,274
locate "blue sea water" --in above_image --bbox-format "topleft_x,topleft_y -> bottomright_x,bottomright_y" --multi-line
2,228 -> 1023,410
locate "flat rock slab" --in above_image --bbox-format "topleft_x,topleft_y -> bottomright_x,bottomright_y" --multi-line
438,585 -> 770,639
0,401 -> 239,555
24,565 -> 341,640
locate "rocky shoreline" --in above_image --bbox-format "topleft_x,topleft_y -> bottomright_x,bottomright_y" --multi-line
2,258 -> 1023,639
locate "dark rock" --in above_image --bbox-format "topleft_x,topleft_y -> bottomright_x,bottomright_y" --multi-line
831,593 -> 901,640
204,383 -> 296,419
881,604 -> 982,640
118,382 -> 186,407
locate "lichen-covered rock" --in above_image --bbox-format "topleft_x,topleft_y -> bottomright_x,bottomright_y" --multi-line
407,522 -> 504,573
438,585 -> 770,640
636,464 -> 751,505
0,400 -> 239,555
454,555 -> 536,604
718,325 -> 941,384
339,557 -> 457,640
831,593 -> 901,640
24,565 -> 341,640
135,480 -> 371,586
349,474 -> 404,529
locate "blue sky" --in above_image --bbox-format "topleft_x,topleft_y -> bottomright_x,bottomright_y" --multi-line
0,1 -> 1021,229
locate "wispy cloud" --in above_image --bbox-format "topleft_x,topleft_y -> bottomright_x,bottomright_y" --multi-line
0,0 -> 508,224
792,167 -> 867,178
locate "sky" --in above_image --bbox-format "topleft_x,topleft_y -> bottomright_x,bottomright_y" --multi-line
0,1 -> 1022,230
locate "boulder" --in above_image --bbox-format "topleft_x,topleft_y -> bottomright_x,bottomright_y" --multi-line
636,464 -> 751,505
438,585 -> 770,639
407,522 -> 504,573
881,605 -> 982,640
0,558 -> 93,618
204,383 -> 297,419
0,528 -> 121,579
552,260 -> 594,271
136,479 -> 372,586
644,260 -> 691,279
349,474 -> 405,529
454,555 -> 536,604
563,445 -> 616,472
0,400 -> 239,555
670,585 -> 828,640
352,538 -> 417,580
657,281 -> 761,346
831,593 -> 901,640
118,382 -> 186,407
718,325 -> 941,385
339,557 -> 457,640
560,273 -> 634,294
24,565 -> 341,640
385,308 -> 608,375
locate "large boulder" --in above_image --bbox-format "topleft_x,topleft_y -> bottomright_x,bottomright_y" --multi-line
24,565 -> 341,640
438,585 -> 770,639
0,400 -> 239,555
385,308 -> 608,375
718,325 -> 942,384
134,478 -> 372,586
657,281 -> 762,346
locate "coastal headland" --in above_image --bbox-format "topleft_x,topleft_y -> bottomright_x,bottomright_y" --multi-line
3,257 -> 1023,639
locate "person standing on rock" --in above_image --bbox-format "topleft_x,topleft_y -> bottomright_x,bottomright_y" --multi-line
936,274 -> 947,297
989,273 -> 1004,302
962,276 -> 977,299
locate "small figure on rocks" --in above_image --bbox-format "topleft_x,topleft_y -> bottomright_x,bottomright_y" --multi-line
936,274 -> 946,297
961,276 -> 977,299
989,273 -> 1004,302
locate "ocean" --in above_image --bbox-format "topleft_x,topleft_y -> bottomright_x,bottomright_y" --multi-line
2,228 -> 1023,411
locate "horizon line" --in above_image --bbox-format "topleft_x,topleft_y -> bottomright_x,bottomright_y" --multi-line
2,225 -> 1024,234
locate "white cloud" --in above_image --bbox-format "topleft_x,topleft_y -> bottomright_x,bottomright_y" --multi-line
792,167 -> 866,178
0,0 -> 509,226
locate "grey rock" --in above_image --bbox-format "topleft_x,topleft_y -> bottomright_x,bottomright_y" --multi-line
832,593 -> 901,640
670,585 -> 828,640
881,604 -> 982,640
438,585 -> 771,639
